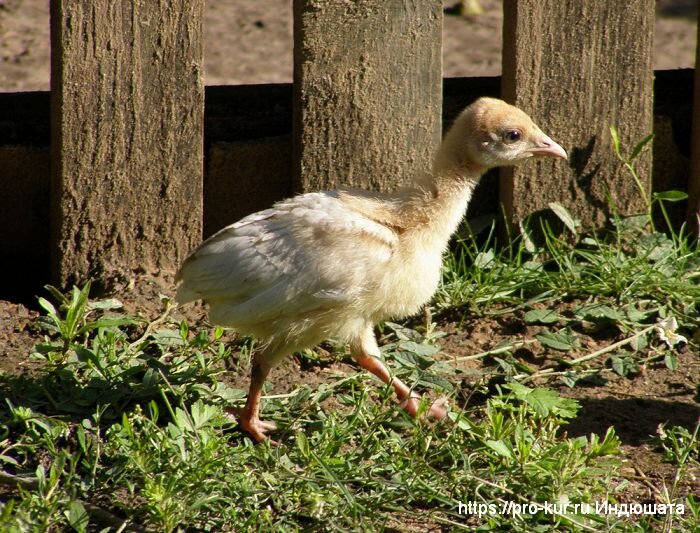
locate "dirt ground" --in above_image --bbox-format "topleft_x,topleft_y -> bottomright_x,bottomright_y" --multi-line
0,0 -> 698,90
0,0 -> 699,520
0,269 -> 698,509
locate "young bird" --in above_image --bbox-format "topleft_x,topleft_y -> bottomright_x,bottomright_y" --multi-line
176,97 -> 567,442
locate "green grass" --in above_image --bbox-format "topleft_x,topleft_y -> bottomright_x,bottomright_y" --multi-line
1,218 -> 697,531
0,294 -> 626,532
1,136 -> 698,531
436,204 -> 699,385
437,132 -> 698,387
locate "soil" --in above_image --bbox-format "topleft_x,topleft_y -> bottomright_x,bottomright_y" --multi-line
1,269 -> 697,512
0,0 -> 698,524
0,0 -> 697,90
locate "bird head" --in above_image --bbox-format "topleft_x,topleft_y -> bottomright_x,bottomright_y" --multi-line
435,97 -> 567,174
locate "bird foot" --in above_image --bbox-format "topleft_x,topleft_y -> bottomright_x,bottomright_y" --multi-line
225,407 -> 278,444
401,394 -> 448,420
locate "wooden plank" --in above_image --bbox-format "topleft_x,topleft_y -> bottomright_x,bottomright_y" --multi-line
205,136 -> 292,237
293,0 -> 442,192
205,84 -> 293,144
50,0 -> 204,286
501,0 -> 655,229
0,146 -> 50,301
688,5 -> 700,236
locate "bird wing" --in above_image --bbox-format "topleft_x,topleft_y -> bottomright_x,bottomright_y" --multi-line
175,191 -> 399,327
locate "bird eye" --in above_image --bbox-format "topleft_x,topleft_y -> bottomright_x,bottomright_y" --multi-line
503,130 -> 521,143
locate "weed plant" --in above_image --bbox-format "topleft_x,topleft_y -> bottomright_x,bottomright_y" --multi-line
0,133 -> 697,531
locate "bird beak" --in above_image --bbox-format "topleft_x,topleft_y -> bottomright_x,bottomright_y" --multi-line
529,134 -> 568,159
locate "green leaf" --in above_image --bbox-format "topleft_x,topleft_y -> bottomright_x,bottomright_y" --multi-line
626,306 -> 650,324
397,340 -> 439,357
384,322 -> 413,341
296,432 -> 310,458
548,202 -> 578,235
173,407 -> 191,432
505,384 -> 579,419
629,133 -> 654,161
0,453 -> 19,467
148,327 -> 186,347
74,346 -> 101,367
610,356 -> 627,376
576,304 -> 624,324
65,500 -> 89,533
88,298 -> 124,311
550,396 -> 580,419
392,350 -> 434,370
653,190 -> 688,202
640,234 -> 675,263
37,297 -> 58,318
506,382 -> 532,399
474,250 -> 496,269
492,356 -> 516,375
78,316 -> 141,336
523,309 -> 561,324
416,373 -> 454,391
609,355 -> 640,377
190,400 -> 219,429
63,284 -> 91,340
609,125 -> 621,156
179,320 -> 189,341
485,439 -> 514,460
43,284 -> 68,306
536,331 -> 578,352
35,464 -> 46,486
449,411 -> 475,431
664,354 -> 679,371
523,387 -> 561,417
586,426 -> 621,458
519,220 -> 537,253
629,332 -> 649,352
560,371 -> 584,388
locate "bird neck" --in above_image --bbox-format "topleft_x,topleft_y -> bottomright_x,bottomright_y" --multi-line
398,162 -> 485,243
337,159 -> 486,247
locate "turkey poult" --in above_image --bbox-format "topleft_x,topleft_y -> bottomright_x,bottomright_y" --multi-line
176,97 -> 567,442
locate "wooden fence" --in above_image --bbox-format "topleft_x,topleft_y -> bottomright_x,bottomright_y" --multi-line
0,0 -> 698,300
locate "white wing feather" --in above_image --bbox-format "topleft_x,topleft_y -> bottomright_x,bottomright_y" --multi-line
176,191 -> 398,329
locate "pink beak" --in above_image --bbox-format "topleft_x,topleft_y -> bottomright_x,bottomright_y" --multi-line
530,134 -> 568,159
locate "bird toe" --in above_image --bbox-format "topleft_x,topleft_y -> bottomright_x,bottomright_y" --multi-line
401,394 -> 449,420
258,419 -> 278,431
427,397 -> 449,420
225,406 -> 278,444
240,417 -> 278,445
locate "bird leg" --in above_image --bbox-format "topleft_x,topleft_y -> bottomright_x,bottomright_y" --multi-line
351,332 -> 447,420
228,356 -> 277,443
